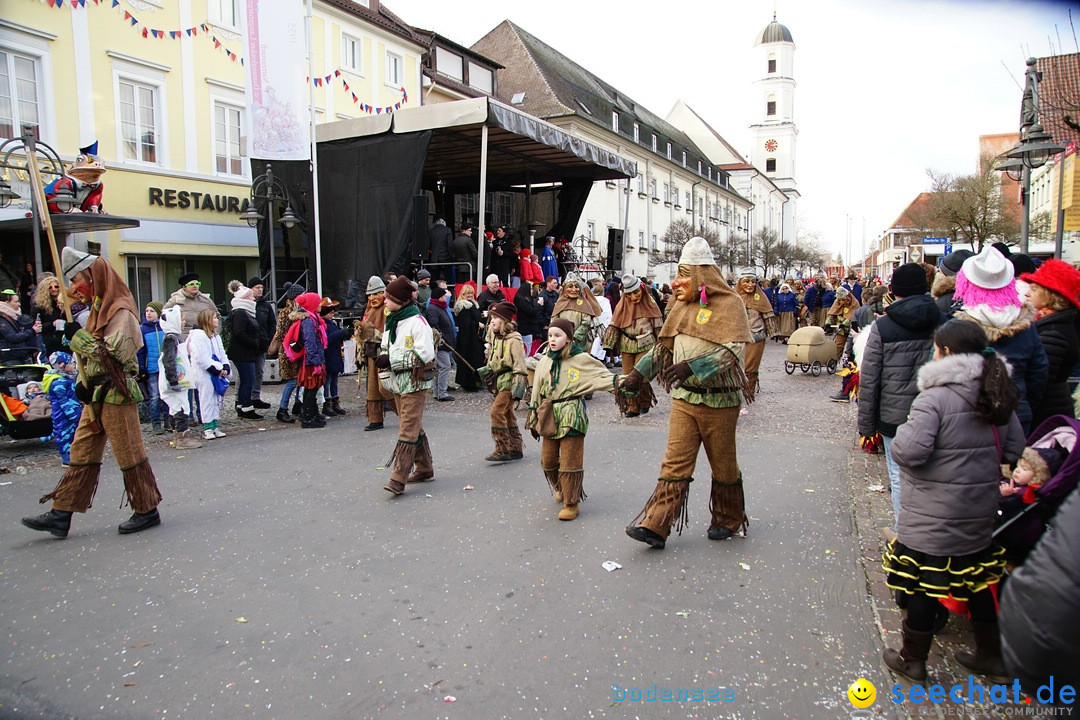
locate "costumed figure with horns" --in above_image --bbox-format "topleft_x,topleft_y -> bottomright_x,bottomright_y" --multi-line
602,273 -> 663,417
622,237 -> 754,550
21,248 -> 163,538
45,143 -> 106,214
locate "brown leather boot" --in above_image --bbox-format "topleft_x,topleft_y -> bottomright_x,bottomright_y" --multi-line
175,430 -> 204,449
883,620 -> 934,681
955,621 -> 1008,681
558,503 -> 579,521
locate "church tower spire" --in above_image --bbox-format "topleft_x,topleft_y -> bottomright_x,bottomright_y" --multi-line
749,14 -> 799,244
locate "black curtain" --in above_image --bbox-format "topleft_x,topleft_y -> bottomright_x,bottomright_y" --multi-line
248,159 -> 316,298
547,179 -> 593,242
317,131 -> 431,299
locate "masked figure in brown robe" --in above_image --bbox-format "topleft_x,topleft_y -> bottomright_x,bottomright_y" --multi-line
602,273 -> 663,417
550,272 -> 604,349
622,237 -> 753,550
736,268 -> 776,400
356,275 -> 396,431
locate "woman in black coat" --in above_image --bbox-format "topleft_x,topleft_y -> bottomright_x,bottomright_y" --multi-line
227,282 -> 268,418
1021,260 -> 1080,428
452,284 -> 485,391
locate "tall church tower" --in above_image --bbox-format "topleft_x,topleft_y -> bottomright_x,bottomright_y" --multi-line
749,13 -> 799,244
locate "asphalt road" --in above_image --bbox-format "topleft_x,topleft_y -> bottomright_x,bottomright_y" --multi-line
0,343 -> 899,719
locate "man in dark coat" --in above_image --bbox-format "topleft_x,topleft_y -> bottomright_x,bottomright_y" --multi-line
513,279 -> 543,353
428,218 -> 453,280
490,226 -> 512,287
857,263 -> 943,526
477,275 -> 506,315
450,226 -> 477,284
250,277 -> 276,409
424,285 -> 456,402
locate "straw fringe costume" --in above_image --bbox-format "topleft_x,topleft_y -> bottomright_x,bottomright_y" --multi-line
826,295 -> 861,360
603,280 -> 662,416
527,345 -> 618,520
30,253 -> 162,533
357,293 -> 395,425
484,322 -> 528,459
625,241 -> 753,548
737,277 -> 775,400
379,301 -> 435,494
551,274 -> 604,348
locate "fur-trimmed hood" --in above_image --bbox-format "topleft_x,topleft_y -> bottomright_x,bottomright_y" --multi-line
917,351 -> 1011,392
953,305 -> 1035,342
931,273 -> 956,299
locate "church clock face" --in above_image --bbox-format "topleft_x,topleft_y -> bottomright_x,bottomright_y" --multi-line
765,138 -> 778,152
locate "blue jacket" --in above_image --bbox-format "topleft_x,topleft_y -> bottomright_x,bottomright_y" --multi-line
763,286 -> 776,309
300,316 -> 325,367
323,320 -> 353,375
137,319 -> 164,373
540,246 -> 559,280
774,291 -> 799,314
821,287 -> 836,310
803,284 -> 821,311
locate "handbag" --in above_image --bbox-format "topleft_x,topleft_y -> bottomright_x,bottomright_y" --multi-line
210,353 -> 230,396
173,337 -> 193,389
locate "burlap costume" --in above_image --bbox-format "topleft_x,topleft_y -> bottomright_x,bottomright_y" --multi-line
737,274 -> 775,400
603,278 -> 662,416
484,305 -> 528,458
527,339 -> 618,519
38,254 -> 162,519
551,273 -> 604,348
356,289 -> 395,424
826,294 -> 860,360
625,238 -> 753,546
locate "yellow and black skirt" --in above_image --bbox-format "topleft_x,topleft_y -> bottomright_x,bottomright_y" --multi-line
882,540 -> 1006,601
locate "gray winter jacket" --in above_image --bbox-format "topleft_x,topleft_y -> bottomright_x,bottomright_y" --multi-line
857,294 -> 943,438
891,352 -> 1025,556
1000,484 -> 1080,693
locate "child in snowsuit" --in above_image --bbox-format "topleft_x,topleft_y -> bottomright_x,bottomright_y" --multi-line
43,352 -> 82,465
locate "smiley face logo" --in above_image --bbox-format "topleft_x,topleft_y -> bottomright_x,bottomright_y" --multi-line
847,678 -> 876,708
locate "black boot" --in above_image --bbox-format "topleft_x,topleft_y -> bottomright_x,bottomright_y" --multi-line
22,509 -> 73,538
955,621 -> 1008,681
276,407 -> 296,424
301,388 -> 325,428
364,421 -> 383,431
292,400 -> 303,416
322,400 -> 337,417
118,508 -> 161,535
331,397 -> 348,415
625,525 -> 665,549
252,398 -> 272,409
883,620 -> 934,681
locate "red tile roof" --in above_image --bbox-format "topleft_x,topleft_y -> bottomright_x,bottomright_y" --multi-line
1036,53 -> 1080,146
889,192 -> 936,229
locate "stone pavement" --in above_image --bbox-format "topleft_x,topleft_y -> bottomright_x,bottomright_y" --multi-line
0,342 -> 1050,719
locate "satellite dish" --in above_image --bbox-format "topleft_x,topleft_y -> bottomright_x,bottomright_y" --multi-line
909,249 -> 922,262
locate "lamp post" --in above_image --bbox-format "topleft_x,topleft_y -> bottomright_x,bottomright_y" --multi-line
240,163 -> 297,303
998,58 -> 1066,255
0,132 -> 76,281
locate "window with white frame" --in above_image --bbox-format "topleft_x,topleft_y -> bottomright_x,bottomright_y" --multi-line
118,78 -> 159,163
611,110 -> 619,133
685,191 -> 690,209
666,141 -> 672,159
651,133 -> 657,152
436,47 -> 462,81
386,52 -> 403,87
213,101 -> 243,176
587,221 -> 595,244
208,0 -> 239,29
468,62 -> 492,94
341,34 -> 363,75
650,233 -> 657,251
633,122 -> 639,143
681,150 -> 686,167
638,230 -> 644,248
0,49 -> 41,140
637,173 -> 644,193
672,185 -> 678,204
662,183 -> 669,202
649,178 -> 656,198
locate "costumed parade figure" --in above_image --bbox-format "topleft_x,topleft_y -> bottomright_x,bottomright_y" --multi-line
45,143 -> 106,213
622,237 -> 753,550
21,248 -> 163,538
550,272 -> 604,348
480,302 -> 527,462
602,273 -> 662,417
736,269 -> 775,400
378,277 -> 436,496
527,317 -> 619,521
825,287 -> 860,360
356,276 -> 396,431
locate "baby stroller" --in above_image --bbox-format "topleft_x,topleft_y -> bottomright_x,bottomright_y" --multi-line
0,356 -> 53,440
784,326 -> 837,376
995,414 -> 1080,564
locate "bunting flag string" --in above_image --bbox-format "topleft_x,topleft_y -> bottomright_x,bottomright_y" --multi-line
33,0 -> 410,113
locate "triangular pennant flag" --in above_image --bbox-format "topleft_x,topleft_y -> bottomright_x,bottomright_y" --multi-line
56,0 -> 63,8
47,0 -> 56,8
394,102 -> 400,109
325,74 -> 331,84
342,82 -> 349,91
230,52 -> 237,61
334,69 -> 341,77
201,23 -> 209,31
375,107 -> 382,114
185,27 -> 192,36
130,15 -> 138,25
352,93 -> 358,103
112,0 -> 119,7
142,27 -> 148,37
213,37 -> 221,48
123,10 -> 131,18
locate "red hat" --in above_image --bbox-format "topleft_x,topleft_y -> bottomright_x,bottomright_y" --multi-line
484,231 -> 494,240
519,247 -> 531,258
1020,259 -> 1080,308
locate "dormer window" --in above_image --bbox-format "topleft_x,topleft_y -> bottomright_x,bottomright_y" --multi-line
651,133 -> 657,152
436,47 -> 462,82
612,110 -> 619,133
666,141 -> 672,160
633,122 -> 639,143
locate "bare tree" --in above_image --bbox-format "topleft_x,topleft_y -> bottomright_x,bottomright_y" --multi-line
751,228 -> 783,277
918,154 -> 1020,251
651,219 -> 722,269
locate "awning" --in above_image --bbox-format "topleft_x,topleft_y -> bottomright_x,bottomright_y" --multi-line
317,96 -> 637,191
0,211 -> 141,235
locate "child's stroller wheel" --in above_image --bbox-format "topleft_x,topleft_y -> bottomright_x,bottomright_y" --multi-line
827,358 -> 838,374
811,361 -> 822,376
784,361 -> 795,375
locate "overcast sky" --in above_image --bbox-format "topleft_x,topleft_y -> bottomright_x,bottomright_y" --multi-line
388,0 -> 1077,260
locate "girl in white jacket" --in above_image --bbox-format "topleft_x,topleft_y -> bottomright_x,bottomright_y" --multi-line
187,309 -> 230,440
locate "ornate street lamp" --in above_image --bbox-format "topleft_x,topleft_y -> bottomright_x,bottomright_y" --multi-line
996,58 -> 1066,254
0,131 -> 74,284
240,163 -> 297,302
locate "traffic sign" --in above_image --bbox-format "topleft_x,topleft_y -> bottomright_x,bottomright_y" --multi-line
922,237 -> 948,244
944,243 -> 953,255
909,249 -> 922,262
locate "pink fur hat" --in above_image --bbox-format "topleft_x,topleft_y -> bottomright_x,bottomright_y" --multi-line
954,246 -> 1020,310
